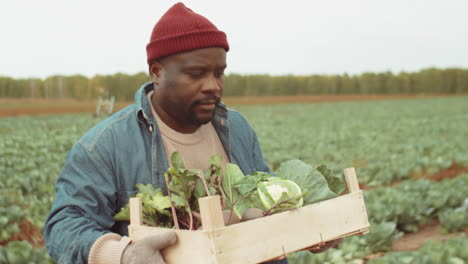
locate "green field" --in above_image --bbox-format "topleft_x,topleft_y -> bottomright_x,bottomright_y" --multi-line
1,97 -> 467,263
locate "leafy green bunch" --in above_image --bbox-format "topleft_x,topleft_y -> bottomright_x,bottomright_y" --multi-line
114,152 -> 225,230
222,160 -> 345,219
164,152 -> 226,229
114,153 -> 345,230
114,184 -> 173,227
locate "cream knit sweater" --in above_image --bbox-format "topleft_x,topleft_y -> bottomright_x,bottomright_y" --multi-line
88,91 -> 229,263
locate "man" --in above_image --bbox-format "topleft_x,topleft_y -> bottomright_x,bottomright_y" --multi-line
44,3 -> 337,263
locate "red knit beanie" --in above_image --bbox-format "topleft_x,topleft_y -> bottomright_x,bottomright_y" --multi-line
146,2 -> 229,64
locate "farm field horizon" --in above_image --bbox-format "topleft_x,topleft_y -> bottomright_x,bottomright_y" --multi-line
1,96 -> 467,263
1,93 -> 466,117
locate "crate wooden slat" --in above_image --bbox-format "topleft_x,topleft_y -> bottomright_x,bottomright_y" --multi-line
129,225 -> 215,263
128,167 -> 370,264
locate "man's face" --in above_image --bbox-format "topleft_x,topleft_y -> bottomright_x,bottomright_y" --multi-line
151,47 -> 226,132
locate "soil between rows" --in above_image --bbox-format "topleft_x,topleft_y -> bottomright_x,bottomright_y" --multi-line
390,220 -> 466,252
1,94 -> 464,117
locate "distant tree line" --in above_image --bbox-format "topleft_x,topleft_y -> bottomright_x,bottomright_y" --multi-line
1,68 -> 467,101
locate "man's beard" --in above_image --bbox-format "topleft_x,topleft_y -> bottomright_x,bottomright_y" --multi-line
188,96 -> 221,126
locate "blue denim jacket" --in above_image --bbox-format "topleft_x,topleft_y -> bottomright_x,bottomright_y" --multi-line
44,82 -> 287,264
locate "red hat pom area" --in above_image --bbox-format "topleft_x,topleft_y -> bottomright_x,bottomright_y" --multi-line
146,2 -> 230,63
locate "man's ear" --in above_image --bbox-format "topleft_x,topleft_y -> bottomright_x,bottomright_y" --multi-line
149,61 -> 163,84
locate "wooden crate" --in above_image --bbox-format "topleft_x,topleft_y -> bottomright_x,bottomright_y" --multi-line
128,167 -> 370,263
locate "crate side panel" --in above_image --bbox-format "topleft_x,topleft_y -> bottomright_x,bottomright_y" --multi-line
212,191 -> 369,264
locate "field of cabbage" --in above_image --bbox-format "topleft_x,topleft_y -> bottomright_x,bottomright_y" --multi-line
1,96 -> 467,263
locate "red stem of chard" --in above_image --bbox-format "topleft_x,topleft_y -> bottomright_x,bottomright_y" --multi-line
165,173 -> 180,229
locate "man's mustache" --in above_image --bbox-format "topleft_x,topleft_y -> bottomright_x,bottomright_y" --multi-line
193,97 -> 221,106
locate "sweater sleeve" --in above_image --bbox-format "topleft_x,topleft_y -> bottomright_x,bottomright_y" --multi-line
88,233 -> 132,264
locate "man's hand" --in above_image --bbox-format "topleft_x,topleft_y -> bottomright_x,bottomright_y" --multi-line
121,231 -> 176,264
307,238 -> 343,254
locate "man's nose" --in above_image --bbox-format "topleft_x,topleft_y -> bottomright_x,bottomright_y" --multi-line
201,74 -> 222,94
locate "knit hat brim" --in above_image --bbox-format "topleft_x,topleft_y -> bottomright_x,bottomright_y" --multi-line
146,29 -> 229,63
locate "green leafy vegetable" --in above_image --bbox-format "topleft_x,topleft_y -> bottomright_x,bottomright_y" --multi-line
113,184 -> 172,227
257,179 -> 304,212
438,198 -> 468,233
222,163 -> 245,207
316,164 -> 346,195
115,153 -> 347,229
276,160 -> 344,205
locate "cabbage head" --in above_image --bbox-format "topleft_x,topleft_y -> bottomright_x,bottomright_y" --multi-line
257,178 -> 304,211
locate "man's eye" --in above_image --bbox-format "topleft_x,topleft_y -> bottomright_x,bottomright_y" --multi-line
215,71 -> 225,78
187,71 -> 203,78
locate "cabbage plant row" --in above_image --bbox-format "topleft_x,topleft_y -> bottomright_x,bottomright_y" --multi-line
1,96 -> 467,263
245,97 -> 468,186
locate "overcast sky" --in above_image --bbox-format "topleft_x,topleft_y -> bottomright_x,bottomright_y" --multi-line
1,0 -> 467,79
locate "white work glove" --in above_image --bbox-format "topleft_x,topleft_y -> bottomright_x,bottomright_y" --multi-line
121,231 -> 176,264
